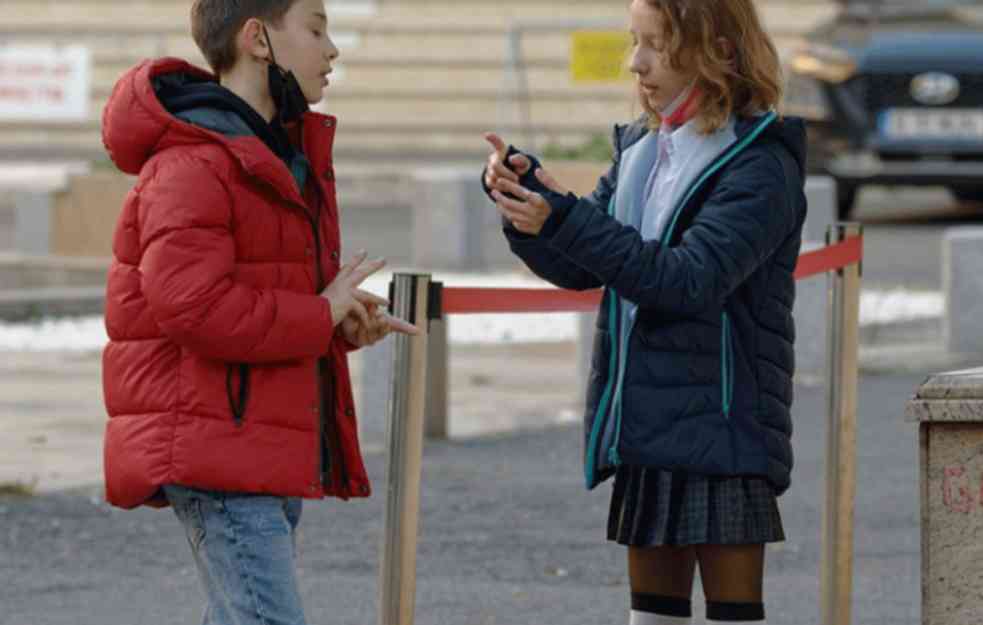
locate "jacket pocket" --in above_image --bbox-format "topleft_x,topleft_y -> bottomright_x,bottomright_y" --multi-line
225,364 -> 251,427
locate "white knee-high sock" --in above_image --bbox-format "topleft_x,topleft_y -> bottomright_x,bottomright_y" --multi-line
629,610 -> 692,625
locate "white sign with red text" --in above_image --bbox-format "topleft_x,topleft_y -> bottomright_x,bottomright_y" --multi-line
0,45 -> 91,121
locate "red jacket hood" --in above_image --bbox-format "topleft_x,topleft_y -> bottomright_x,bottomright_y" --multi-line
102,58 -> 222,175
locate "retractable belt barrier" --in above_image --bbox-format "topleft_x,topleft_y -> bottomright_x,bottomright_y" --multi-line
379,224 -> 864,625
434,234 -> 862,316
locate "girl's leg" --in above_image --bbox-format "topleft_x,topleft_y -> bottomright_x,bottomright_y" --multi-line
694,544 -> 766,623
627,545 -> 697,624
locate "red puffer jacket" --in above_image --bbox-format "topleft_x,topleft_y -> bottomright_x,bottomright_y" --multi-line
101,58 -> 371,509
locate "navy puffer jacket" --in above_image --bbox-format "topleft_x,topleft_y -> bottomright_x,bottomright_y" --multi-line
501,113 -> 807,495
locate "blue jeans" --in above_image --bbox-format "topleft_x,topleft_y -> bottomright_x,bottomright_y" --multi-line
163,485 -> 306,625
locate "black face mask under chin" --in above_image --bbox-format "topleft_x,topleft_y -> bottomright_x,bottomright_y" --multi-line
262,26 -> 309,125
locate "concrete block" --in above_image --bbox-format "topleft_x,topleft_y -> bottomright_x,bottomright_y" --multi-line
907,368 -> 983,625
803,175 -> 836,243
410,167 -> 516,271
13,192 -> 53,255
943,227 -> 983,354
793,240 -> 828,379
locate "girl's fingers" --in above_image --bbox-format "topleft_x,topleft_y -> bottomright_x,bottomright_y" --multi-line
492,200 -> 529,225
508,153 -> 532,175
483,132 -> 507,157
492,161 -> 519,183
535,167 -> 570,195
496,178 -> 533,201
491,190 -> 536,219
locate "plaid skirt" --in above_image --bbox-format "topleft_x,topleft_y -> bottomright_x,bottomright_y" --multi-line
607,466 -> 785,546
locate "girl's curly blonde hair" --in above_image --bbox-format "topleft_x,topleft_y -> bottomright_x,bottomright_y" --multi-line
640,0 -> 784,134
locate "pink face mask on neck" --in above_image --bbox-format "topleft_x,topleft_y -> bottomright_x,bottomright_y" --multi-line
659,83 -> 703,128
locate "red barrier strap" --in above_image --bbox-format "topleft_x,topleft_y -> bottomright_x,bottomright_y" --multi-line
793,236 -> 863,280
442,287 -> 602,314
441,236 -> 862,315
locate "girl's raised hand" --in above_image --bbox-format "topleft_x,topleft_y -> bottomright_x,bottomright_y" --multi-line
489,166 -> 573,236
483,132 -> 532,193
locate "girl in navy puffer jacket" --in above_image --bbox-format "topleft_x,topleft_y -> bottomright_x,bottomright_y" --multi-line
482,1 -> 807,623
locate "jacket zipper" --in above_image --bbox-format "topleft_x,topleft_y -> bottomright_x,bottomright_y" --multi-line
306,179 -> 349,494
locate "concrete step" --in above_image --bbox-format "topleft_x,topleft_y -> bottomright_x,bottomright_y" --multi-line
0,0 -> 832,31
0,123 -> 613,165
34,84 -> 636,126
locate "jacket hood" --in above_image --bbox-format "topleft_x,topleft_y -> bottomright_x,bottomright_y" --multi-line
102,58 -> 218,175
102,57 -> 304,178
747,115 -> 807,178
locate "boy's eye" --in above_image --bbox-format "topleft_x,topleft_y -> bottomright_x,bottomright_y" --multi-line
312,29 -> 322,37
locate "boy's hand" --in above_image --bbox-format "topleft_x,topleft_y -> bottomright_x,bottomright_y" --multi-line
340,303 -> 422,348
483,133 -> 531,193
321,252 -> 389,328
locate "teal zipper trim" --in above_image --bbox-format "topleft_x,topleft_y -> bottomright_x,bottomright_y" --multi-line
584,196 -> 621,487
659,111 -> 778,247
721,312 -> 733,419
598,112 -> 779,472
584,289 -> 619,486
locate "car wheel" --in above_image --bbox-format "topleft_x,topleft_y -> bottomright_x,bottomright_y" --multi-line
949,186 -> 983,205
837,183 -> 858,221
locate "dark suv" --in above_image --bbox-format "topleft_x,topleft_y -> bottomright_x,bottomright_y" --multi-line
785,0 -> 983,217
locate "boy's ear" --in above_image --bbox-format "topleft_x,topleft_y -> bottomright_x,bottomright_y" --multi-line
239,18 -> 271,63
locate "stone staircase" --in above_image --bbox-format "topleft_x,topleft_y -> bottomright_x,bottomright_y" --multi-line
0,0 -> 834,170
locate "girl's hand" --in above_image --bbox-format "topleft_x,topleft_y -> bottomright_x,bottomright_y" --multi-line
490,168 -> 572,236
483,133 -> 531,193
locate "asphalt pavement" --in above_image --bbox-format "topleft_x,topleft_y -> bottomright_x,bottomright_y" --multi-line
0,369 -> 931,625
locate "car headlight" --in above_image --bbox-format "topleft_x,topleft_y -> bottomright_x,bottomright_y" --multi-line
790,44 -> 858,84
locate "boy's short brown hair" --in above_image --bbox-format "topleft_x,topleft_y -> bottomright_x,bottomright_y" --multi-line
641,0 -> 784,133
191,0 -> 299,76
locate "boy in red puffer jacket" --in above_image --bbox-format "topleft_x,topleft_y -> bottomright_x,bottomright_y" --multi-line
100,1 -> 417,622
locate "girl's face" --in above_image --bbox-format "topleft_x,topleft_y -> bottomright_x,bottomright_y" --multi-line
628,0 -> 696,113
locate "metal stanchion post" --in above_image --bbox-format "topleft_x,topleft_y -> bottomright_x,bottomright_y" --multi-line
378,273 -> 432,625
820,223 -> 862,625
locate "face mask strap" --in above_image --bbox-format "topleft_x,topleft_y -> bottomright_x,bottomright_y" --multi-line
261,24 -> 279,68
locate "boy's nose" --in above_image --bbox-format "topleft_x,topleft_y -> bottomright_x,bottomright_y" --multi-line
325,36 -> 340,61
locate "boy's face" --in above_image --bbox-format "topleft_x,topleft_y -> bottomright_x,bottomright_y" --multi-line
628,0 -> 696,113
263,0 -> 340,104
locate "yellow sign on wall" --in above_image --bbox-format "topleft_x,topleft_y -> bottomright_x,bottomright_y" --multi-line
570,31 -> 632,83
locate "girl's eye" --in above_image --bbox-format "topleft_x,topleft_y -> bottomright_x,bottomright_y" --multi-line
312,30 -> 322,37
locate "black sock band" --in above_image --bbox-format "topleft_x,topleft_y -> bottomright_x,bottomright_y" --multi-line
706,600 -> 765,621
631,593 -> 692,617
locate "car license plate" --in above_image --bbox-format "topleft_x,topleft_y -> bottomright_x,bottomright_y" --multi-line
881,108 -> 983,141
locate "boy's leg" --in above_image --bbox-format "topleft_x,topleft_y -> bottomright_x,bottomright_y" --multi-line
694,544 -> 766,623
627,546 -> 697,624
163,485 -> 307,625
